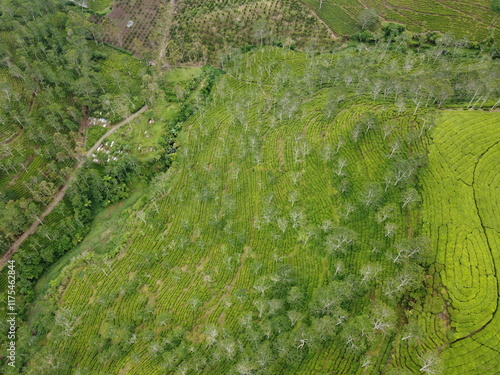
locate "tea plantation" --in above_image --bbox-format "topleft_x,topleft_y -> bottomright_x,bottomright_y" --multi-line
1,0 -> 500,372
302,0 -> 499,42
421,111 -> 500,374
2,45 -> 498,374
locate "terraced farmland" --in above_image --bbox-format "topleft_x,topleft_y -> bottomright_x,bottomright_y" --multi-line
420,111 -> 500,374
2,29 -> 499,373
11,47 -> 436,374
302,0 -> 499,42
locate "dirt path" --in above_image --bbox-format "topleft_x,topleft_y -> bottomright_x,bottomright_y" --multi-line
0,105 -> 148,270
0,130 -> 23,145
156,0 -> 176,66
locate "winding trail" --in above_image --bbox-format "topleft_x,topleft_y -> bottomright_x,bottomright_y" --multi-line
0,105 -> 148,270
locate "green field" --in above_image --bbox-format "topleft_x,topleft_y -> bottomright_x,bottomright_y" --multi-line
301,0 -> 499,42
420,111 -> 500,374
30,184 -> 147,304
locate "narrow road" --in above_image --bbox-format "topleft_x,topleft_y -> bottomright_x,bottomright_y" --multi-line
0,105 -> 148,270
157,0 -> 176,66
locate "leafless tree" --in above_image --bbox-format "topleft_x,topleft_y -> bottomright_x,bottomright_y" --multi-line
419,351 -> 443,375
376,203 -> 396,223
336,157 -> 348,176
401,188 -> 421,208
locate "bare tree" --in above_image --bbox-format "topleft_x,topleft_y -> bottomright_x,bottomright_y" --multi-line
290,171 -> 302,185
339,202 -> 356,220
359,8 -> 379,30
419,351 -> 443,375
384,222 -> 397,237
376,203 -> 396,223
419,112 -> 436,137
287,310 -> 304,327
254,299 -> 268,319
334,261 -> 344,276
55,307 -> 78,337
359,183 -> 382,207
325,227 -> 357,254
335,135 -> 346,154
321,144 -> 333,161
351,122 -> 363,143
204,324 -> 219,347
277,217 -> 288,234
391,237 -> 430,264
387,140 -> 401,158
336,157 -> 348,176
381,120 -> 397,139
371,303 -> 396,334
401,188 -> 421,208
339,178 -> 351,194
360,263 -> 382,285
289,208 -> 305,229
288,190 -> 299,207
321,219 -> 333,232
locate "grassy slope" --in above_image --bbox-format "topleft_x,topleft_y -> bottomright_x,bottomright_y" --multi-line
30,184 -> 147,311
8,46 -> 500,374
103,67 -> 202,162
301,0 -> 499,41
19,47 -> 429,374
421,111 -> 500,374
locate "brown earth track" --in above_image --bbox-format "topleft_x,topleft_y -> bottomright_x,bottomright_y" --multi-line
0,105 -> 148,271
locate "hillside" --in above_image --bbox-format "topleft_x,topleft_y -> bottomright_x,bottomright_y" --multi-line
421,111 -> 500,374
1,1 -> 500,374
88,0 -> 335,62
0,0 -> 145,256
3,45 -> 499,374
85,0 -> 500,63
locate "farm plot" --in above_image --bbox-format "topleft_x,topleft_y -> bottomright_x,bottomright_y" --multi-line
91,0 -> 164,56
169,0 -> 334,63
95,0 -> 334,61
420,111 -> 500,374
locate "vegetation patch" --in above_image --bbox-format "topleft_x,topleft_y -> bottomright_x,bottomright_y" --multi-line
421,111 -> 500,374
7,45 -> 498,374
1,1 -> 500,374
302,0 -> 499,44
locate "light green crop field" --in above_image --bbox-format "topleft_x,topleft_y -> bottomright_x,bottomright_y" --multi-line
301,0 -> 499,41
421,110 -> 500,374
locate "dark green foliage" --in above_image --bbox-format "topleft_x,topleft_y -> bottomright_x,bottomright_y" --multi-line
0,0 -> 145,254
352,30 -> 377,43
492,0 -> 500,13
382,22 -> 406,39
85,126 -> 108,149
